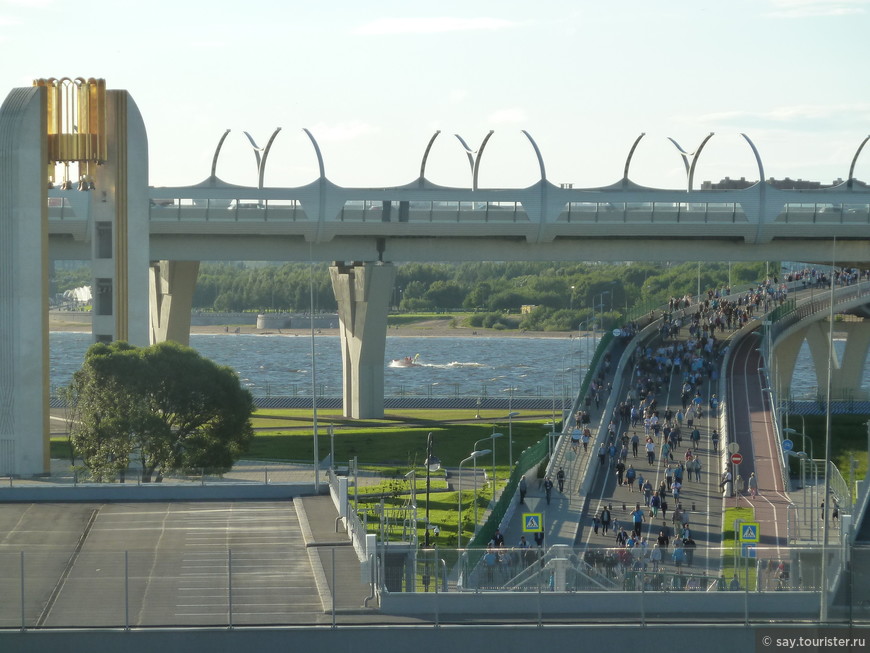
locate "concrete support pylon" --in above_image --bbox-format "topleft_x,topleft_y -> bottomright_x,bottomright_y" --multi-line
830,321 -> 870,401
149,260 -> 199,345
330,262 -> 396,418
772,325 -> 811,396
773,319 -> 870,401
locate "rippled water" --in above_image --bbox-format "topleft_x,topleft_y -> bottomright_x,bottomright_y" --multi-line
50,333 -> 598,399
49,332 -> 867,398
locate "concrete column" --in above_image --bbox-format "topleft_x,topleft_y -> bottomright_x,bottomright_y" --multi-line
771,325 -> 808,395
0,86 -> 49,475
831,322 -> 870,401
330,262 -> 396,418
149,260 -> 200,345
777,319 -> 870,401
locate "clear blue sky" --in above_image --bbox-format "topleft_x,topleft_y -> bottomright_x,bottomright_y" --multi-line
2,0 -> 869,190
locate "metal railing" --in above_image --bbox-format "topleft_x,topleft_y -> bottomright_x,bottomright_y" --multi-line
0,543 -> 864,629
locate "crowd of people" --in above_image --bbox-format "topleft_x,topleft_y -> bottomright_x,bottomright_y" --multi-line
479,269 -> 868,591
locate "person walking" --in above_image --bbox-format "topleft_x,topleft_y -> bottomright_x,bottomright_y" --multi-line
556,467 -> 566,493
625,465 -> 636,490
690,427 -> 701,450
748,471 -> 758,497
630,503 -> 646,538
519,476 -> 528,504
693,457 -> 702,482
649,491 -> 661,518
543,477 -> 554,504
720,469 -> 733,496
709,394 -> 719,417
600,506 -> 612,535
645,438 -> 656,465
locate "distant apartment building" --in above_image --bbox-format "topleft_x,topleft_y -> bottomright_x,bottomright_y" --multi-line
700,176 -> 853,190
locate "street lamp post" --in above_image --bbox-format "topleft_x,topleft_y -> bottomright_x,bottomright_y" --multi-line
570,285 -> 575,311
328,423 -> 335,470
507,411 -> 519,469
423,432 -> 441,547
457,450 -> 489,549
783,427 -> 814,462
472,450 -> 490,536
404,469 -> 418,546
595,290 -> 611,334
475,432 -> 503,500
784,426 -> 817,528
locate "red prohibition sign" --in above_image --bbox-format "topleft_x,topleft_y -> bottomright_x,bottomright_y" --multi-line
730,453 -> 743,464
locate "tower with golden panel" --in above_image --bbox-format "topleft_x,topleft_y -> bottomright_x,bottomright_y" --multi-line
0,78 -> 150,476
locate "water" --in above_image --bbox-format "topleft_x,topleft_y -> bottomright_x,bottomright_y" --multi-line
790,339 -> 870,399
49,332 -> 868,399
50,332 -> 597,399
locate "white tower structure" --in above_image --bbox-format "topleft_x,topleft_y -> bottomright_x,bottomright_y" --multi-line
0,78 -> 149,476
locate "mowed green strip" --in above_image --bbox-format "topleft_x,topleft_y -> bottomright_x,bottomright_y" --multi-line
246,409 -> 555,470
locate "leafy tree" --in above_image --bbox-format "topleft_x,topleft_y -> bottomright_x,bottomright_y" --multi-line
424,280 -> 466,309
68,341 -> 254,482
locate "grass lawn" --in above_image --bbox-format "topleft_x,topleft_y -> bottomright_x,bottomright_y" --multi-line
783,414 -> 869,482
246,408 -> 557,473
353,480 -> 494,550
722,506 -> 756,588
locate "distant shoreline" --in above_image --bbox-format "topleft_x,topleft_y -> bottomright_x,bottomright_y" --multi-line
48,317 -> 579,339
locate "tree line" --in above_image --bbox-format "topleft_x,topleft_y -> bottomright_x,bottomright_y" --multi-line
53,259 -> 771,331
192,260 -> 769,331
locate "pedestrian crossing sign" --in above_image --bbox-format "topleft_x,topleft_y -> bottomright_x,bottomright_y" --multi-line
739,522 -> 760,543
523,513 -> 543,532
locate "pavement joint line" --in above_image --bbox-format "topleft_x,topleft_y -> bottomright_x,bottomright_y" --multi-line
36,506 -> 100,627
295,498 -> 333,614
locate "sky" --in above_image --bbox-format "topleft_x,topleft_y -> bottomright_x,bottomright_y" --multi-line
2,0 -> 870,191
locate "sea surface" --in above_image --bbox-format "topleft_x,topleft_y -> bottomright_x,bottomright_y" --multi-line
49,332 -> 867,400
49,333 -> 598,400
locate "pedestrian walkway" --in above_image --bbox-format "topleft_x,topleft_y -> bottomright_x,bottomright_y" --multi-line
498,291 -> 780,578
496,279 -> 853,590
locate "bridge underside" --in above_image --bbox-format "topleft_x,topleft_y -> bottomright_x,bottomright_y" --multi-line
115,235 -> 870,266
774,317 -> 870,402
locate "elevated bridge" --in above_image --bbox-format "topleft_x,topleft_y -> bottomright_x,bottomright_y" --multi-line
48,177 -> 870,264
3,80 -> 869,478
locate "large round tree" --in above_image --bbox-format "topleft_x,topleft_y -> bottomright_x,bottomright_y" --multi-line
68,341 -> 254,482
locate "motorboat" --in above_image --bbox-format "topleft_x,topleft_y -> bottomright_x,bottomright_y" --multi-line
390,354 -> 420,367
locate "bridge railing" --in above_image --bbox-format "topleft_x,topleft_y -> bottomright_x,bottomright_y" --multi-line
143,192 -> 870,228
778,202 -> 870,224
375,543 -> 868,626
557,201 -> 748,224
0,543 -> 864,628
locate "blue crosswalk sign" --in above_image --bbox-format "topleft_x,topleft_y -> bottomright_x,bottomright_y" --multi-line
739,522 -> 760,543
523,513 -> 543,532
